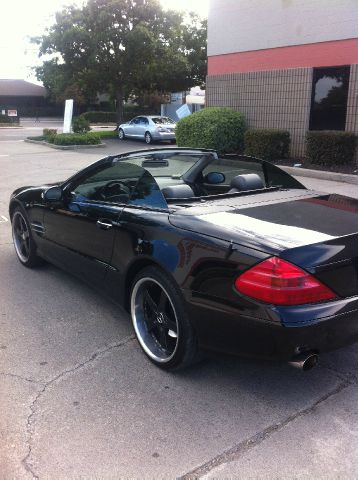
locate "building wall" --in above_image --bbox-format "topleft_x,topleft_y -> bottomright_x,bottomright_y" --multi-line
206,67 -> 313,157
208,39 -> 358,75
208,0 -> 358,57
346,64 -> 358,135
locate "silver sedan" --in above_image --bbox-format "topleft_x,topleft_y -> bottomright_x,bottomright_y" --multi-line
118,115 -> 176,144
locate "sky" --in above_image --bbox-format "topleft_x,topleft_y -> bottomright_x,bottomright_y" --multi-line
0,0 -> 209,84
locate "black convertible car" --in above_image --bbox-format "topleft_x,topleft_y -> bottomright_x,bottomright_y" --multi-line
9,148 -> 358,371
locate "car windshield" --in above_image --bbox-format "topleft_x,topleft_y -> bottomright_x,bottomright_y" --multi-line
151,117 -> 176,125
119,151 -> 203,178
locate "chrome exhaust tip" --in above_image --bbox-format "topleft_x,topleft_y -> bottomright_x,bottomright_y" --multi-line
289,353 -> 319,371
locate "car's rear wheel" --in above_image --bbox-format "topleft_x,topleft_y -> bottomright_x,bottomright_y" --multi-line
144,132 -> 152,144
130,266 -> 198,370
118,128 -> 125,140
11,208 -> 43,268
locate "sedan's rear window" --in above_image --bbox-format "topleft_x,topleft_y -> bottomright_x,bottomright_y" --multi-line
151,117 -> 175,125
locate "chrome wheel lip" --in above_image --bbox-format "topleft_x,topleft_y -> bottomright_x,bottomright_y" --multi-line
118,129 -> 124,140
12,211 -> 30,263
131,276 -> 179,363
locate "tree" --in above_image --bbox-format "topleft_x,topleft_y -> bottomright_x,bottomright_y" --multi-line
34,0 -> 207,122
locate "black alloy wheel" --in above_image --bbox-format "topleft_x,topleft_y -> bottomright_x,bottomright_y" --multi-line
130,266 -> 198,370
12,208 -> 42,268
144,132 -> 152,144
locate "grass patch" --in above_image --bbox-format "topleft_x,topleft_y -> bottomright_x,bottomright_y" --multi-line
28,135 -> 46,141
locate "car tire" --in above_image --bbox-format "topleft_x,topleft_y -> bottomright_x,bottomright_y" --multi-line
11,207 -> 43,268
118,128 -> 125,140
170,139 -> 176,144
144,132 -> 153,144
130,266 -> 198,370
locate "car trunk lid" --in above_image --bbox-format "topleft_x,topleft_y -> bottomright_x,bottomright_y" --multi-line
169,190 -> 358,298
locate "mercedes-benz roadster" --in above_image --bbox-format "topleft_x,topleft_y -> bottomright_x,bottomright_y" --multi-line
9,149 -> 358,371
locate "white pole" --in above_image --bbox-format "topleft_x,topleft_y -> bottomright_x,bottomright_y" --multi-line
63,99 -> 74,133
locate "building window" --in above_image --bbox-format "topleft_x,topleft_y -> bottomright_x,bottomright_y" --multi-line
309,66 -> 350,131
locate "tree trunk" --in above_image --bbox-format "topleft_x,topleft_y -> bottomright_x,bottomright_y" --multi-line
116,89 -> 124,127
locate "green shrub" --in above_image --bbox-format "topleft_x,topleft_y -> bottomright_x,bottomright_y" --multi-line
175,107 -> 246,153
81,111 -> 117,123
43,128 -> 57,137
306,131 -> 357,165
52,133 -> 101,146
0,114 -> 12,123
91,130 -> 118,139
244,129 -> 290,161
72,116 -> 90,133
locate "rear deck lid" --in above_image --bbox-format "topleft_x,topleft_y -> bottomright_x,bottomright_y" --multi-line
170,191 -> 358,298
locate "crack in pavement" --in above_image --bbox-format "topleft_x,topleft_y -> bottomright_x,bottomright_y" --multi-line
21,334 -> 135,480
180,368 -> 358,479
0,372 -> 44,386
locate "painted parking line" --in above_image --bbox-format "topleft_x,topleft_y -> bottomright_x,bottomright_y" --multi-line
0,215 -> 8,223
0,154 -> 9,157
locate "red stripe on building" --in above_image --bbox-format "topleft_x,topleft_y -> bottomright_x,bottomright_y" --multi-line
208,38 -> 358,75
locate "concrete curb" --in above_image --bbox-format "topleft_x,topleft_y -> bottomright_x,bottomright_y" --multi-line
0,126 -> 23,129
24,139 -> 106,150
278,165 -> 358,185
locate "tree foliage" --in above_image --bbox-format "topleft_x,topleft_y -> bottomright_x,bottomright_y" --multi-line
34,0 -> 207,121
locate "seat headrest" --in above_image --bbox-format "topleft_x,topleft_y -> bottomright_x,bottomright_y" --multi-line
161,184 -> 195,199
229,173 -> 264,192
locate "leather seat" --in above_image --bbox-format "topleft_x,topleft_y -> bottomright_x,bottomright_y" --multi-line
229,173 -> 264,193
161,184 -> 195,199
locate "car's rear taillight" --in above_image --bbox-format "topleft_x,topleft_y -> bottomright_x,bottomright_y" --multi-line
234,257 -> 337,306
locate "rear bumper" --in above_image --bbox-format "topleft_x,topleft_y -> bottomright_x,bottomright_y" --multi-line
152,132 -> 176,141
272,307 -> 358,359
185,292 -> 358,360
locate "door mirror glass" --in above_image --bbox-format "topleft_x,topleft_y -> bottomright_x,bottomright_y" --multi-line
204,172 -> 226,184
44,186 -> 63,202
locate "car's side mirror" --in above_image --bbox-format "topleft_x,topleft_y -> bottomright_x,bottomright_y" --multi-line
44,186 -> 63,202
204,172 -> 226,184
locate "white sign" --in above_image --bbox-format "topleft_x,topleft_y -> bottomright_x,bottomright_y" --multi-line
1,110 -> 5,115
176,104 -> 191,119
7,110 -> 17,117
63,99 -> 74,133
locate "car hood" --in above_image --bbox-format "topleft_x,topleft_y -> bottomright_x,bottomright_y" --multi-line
169,189 -> 358,255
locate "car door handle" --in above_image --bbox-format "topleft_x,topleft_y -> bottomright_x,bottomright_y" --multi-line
96,219 -> 113,230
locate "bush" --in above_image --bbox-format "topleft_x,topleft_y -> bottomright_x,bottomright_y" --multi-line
81,111 -> 117,123
81,106 -> 159,124
51,133 -> 101,146
0,114 -> 12,123
72,116 -> 90,133
92,130 -> 118,139
175,107 -> 246,153
244,129 -> 290,161
306,131 -> 357,165
43,128 -> 57,137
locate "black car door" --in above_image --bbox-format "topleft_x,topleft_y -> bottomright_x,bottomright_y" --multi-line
41,161 -> 144,286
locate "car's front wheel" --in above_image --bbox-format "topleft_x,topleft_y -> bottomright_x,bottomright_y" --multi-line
11,207 -> 43,268
118,128 -> 125,140
130,266 -> 198,370
144,132 -> 152,144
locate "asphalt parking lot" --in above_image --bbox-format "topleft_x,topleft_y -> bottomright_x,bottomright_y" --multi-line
1,120 -> 358,479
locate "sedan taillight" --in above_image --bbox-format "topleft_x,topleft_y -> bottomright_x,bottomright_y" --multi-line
234,257 -> 337,306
